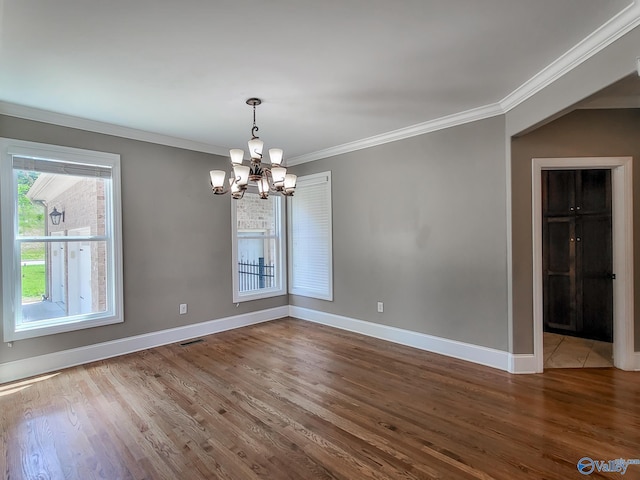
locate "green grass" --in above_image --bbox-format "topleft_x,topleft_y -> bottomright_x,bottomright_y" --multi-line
21,246 -> 45,261
21,263 -> 45,302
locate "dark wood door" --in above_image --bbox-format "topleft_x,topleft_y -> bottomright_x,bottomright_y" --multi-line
542,169 -> 613,342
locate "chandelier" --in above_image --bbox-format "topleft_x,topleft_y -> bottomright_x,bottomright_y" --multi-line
209,98 -> 297,200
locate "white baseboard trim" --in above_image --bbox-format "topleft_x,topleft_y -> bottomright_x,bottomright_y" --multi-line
289,306 -> 519,373
510,352 -> 640,374
0,306 -> 289,384
508,354 -> 539,374
634,352 -> 640,371
2,305 -> 559,383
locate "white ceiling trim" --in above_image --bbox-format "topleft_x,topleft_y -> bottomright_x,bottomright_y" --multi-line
1,2 -> 639,165
286,102 -> 505,166
289,1 -> 640,166
500,1 -> 640,112
0,101 -> 228,156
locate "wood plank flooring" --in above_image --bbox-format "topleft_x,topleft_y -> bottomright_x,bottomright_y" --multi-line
2,317 -> 639,480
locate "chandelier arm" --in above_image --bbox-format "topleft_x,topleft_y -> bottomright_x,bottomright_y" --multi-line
217,168 -> 235,194
229,168 -> 249,199
263,168 -> 278,192
210,178 -> 230,195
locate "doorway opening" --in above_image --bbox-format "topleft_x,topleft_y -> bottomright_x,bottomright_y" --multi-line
542,169 -> 613,368
532,157 -> 634,372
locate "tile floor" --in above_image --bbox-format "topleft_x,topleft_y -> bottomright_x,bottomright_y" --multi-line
544,332 -> 613,369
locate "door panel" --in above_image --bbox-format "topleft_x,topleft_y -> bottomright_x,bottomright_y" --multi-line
51,232 -> 66,305
68,227 -> 91,317
580,208 -> 613,342
582,278 -> 613,341
581,216 -> 612,273
547,221 -> 571,272
547,275 -> 573,329
542,169 -> 613,342
79,242 -> 92,314
580,169 -> 610,213
545,170 -> 574,214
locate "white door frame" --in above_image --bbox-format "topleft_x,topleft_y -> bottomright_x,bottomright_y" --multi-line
532,157 -> 634,372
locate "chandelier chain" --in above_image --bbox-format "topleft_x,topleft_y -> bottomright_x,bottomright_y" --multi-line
251,102 -> 259,139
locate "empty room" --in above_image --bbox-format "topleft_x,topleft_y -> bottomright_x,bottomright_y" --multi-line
1,1 -> 640,479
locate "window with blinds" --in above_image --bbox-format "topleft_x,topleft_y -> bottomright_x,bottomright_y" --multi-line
0,138 -> 124,341
287,171 -> 333,300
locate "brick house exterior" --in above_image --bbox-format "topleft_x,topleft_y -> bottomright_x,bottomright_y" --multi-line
28,174 -> 107,315
236,192 -> 278,266
234,193 -> 281,291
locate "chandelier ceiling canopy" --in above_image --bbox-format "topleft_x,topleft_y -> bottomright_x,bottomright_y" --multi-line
210,98 -> 296,200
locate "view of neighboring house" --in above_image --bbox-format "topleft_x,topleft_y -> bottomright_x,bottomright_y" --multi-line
25,172 -> 107,320
236,192 -> 279,292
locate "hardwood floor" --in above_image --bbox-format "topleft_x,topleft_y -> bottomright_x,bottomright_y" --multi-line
2,317 -> 639,480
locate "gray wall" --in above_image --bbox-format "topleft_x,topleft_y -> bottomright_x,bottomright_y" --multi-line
0,115 -> 287,365
505,22 -> 640,355
290,116 -> 510,351
511,108 -> 640,354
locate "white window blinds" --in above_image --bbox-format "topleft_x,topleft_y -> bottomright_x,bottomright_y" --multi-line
288,171 -> 333,300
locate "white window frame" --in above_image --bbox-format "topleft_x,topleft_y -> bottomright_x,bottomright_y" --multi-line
231,191 -> 287,303
0,138 -> 124,341
288,171 -> 333,301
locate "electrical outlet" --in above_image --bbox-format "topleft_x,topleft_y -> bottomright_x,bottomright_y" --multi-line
179,303 -> 187,315
377,302 -> 384,313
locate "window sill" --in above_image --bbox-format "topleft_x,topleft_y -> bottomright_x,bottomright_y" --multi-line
7,314 -> 123,342
233,288 -> 286,304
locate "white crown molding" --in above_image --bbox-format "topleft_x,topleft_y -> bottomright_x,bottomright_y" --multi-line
2,3 -> 637,167
500,1 -> 640,112
0,306 -> 288,384
287,103 -> 504,166
289,2 -> 640,166
0,101 -> 229,156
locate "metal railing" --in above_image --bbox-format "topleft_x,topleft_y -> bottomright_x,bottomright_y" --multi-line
238,258 -> 275,292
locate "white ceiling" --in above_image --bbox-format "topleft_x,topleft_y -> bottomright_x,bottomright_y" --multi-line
0,0 -> 638,163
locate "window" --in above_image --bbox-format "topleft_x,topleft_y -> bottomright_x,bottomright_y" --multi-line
288,171 -> 333,300
1,139 -> 124,341
232,191 -> 286,302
